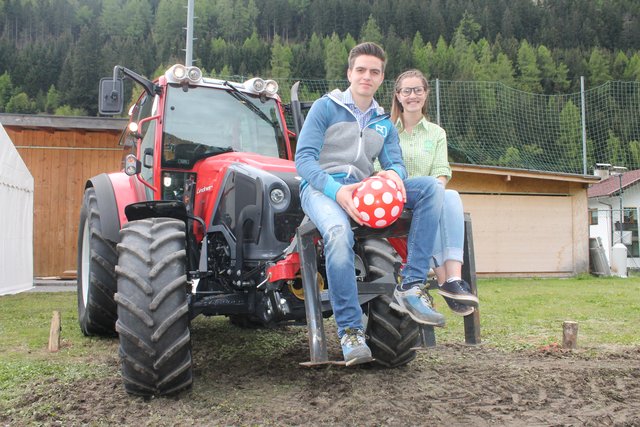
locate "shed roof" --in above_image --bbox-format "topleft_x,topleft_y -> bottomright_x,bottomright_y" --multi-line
588,169 -> 640,198
0,113 -> 127,132
452,163 -> 600,184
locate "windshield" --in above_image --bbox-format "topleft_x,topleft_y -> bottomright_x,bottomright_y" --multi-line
162,84 -> 287,168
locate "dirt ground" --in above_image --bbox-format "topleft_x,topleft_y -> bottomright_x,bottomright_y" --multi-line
4,319 -> 640,426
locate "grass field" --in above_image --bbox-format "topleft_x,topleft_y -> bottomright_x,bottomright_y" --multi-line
1,275 -> 639,405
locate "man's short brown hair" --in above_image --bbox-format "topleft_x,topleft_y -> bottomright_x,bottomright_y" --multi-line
348,42 -> 386,72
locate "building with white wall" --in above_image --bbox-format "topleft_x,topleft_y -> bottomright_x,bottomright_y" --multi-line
588,167 -> 640,270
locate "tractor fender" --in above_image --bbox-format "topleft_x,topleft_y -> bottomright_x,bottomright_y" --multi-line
85,172 -> 146,243
85,173 -> 121,244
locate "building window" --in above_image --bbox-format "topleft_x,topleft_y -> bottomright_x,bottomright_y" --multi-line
623,207 -> 639,258
589,209 -> 598,225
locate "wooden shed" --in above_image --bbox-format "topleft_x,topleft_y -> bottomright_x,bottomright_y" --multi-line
451,164 -> 598,277
1,113 -> 598,278
0,114 -> 126,277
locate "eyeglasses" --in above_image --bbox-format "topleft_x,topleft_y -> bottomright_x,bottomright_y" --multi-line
398,86 -> 426,96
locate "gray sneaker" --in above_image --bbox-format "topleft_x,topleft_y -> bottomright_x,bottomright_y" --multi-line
340,328 -> 373,366
390,286 -> 446,326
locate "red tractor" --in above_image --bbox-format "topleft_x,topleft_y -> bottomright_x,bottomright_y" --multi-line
77,64 -> 479,397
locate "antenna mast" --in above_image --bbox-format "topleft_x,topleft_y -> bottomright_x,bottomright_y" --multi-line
185,0 -> 195,66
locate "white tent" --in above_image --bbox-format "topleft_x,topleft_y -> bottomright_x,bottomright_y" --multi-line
0,123 -> 33,295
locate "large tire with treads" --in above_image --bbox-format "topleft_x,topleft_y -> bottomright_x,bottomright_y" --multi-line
77,187 -> 118,336
362,239 -> 419,367
115,217 -> 192,396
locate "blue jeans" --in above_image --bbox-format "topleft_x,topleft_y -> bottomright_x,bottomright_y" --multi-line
432,189 -> 465,268
300,176 -> 444,337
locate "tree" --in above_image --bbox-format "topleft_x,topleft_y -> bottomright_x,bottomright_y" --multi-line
411,32 -> 429,75
5,92 -> 35,113
612,51 -> 629,80
291,33 -> 324,78
153,0 -> 185,63
210,37 -> 228,72
537,45 -> 569,93
270,35 -> 292,78
324,33 -> 347,80
0,72 -> 14,112
45,85 -> 60,114
557,100 -> 582,173
360,15 -> 383,44
123,0 -> 153,39
498,146 -> 522,168
493,53 -> 515,85
99,0 -> 127,36
587,48 -> 612,86
431,36 -> 455,79
516,40 -> 542,92
452,10 -> 481,47
473,38 -> 494,81
242,31 -> 269,76
54,104 -> 87,116
58,25 -> 102,115
623,53 -> 640,81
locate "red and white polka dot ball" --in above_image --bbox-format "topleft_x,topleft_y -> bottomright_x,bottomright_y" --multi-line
352,176 -> 404,228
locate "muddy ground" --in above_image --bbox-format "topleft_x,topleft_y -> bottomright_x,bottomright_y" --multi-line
3,318 -> 640,426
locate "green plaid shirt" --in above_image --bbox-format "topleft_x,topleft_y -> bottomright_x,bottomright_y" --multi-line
397,117 -> 452,180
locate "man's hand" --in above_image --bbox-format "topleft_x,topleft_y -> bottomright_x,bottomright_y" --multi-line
336,183 -> 364,225
376,169 -> 406,202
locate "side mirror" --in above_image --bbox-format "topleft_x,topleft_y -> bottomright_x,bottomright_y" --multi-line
99,78 -> 124,115
143,148 -> 154,168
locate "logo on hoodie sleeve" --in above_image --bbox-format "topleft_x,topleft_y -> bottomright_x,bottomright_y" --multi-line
375,123 -> 388,137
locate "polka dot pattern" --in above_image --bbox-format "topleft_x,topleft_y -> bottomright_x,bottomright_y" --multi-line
352,176 -> 405,228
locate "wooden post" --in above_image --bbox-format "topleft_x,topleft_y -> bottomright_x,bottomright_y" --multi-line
48,311 -> 61,352
562,321 -> 578,349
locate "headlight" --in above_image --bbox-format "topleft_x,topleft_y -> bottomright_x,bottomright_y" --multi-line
187,67 -> 202,82
264,80 -> 279,96
166,64 -> 203,84
270,188 -> 286,204
171,64 -> 187,80
242,77 -> 279,96
244,77 -> 266,93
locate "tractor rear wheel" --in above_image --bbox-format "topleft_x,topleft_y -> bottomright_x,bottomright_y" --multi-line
77,187 -> 118,336
362,239 -> 419,368
115,218 -> 192,396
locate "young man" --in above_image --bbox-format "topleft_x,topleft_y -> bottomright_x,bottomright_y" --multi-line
295,42 -> 450,366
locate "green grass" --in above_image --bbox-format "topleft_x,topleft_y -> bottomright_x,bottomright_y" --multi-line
435,274 -> 640,350
1,275 -> 639,406
0,292 -> 117,405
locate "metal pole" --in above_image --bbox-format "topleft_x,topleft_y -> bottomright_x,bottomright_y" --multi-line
580,76 -> 587,175
619,174 -> 624,225
435,79 -> 441,126
185,0 -> 195,66
611,166 -> 628,242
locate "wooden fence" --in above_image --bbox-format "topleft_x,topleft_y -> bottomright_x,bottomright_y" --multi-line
4,116 -> 125,277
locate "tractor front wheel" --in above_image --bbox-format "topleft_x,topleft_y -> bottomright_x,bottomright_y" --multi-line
115,218 -> 193,396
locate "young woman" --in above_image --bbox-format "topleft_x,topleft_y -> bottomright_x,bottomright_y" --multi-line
391,69 -> 479,315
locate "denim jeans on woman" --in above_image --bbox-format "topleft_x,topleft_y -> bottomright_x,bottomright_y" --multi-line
300,175 -> 444,338
431,189 -> 465,268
